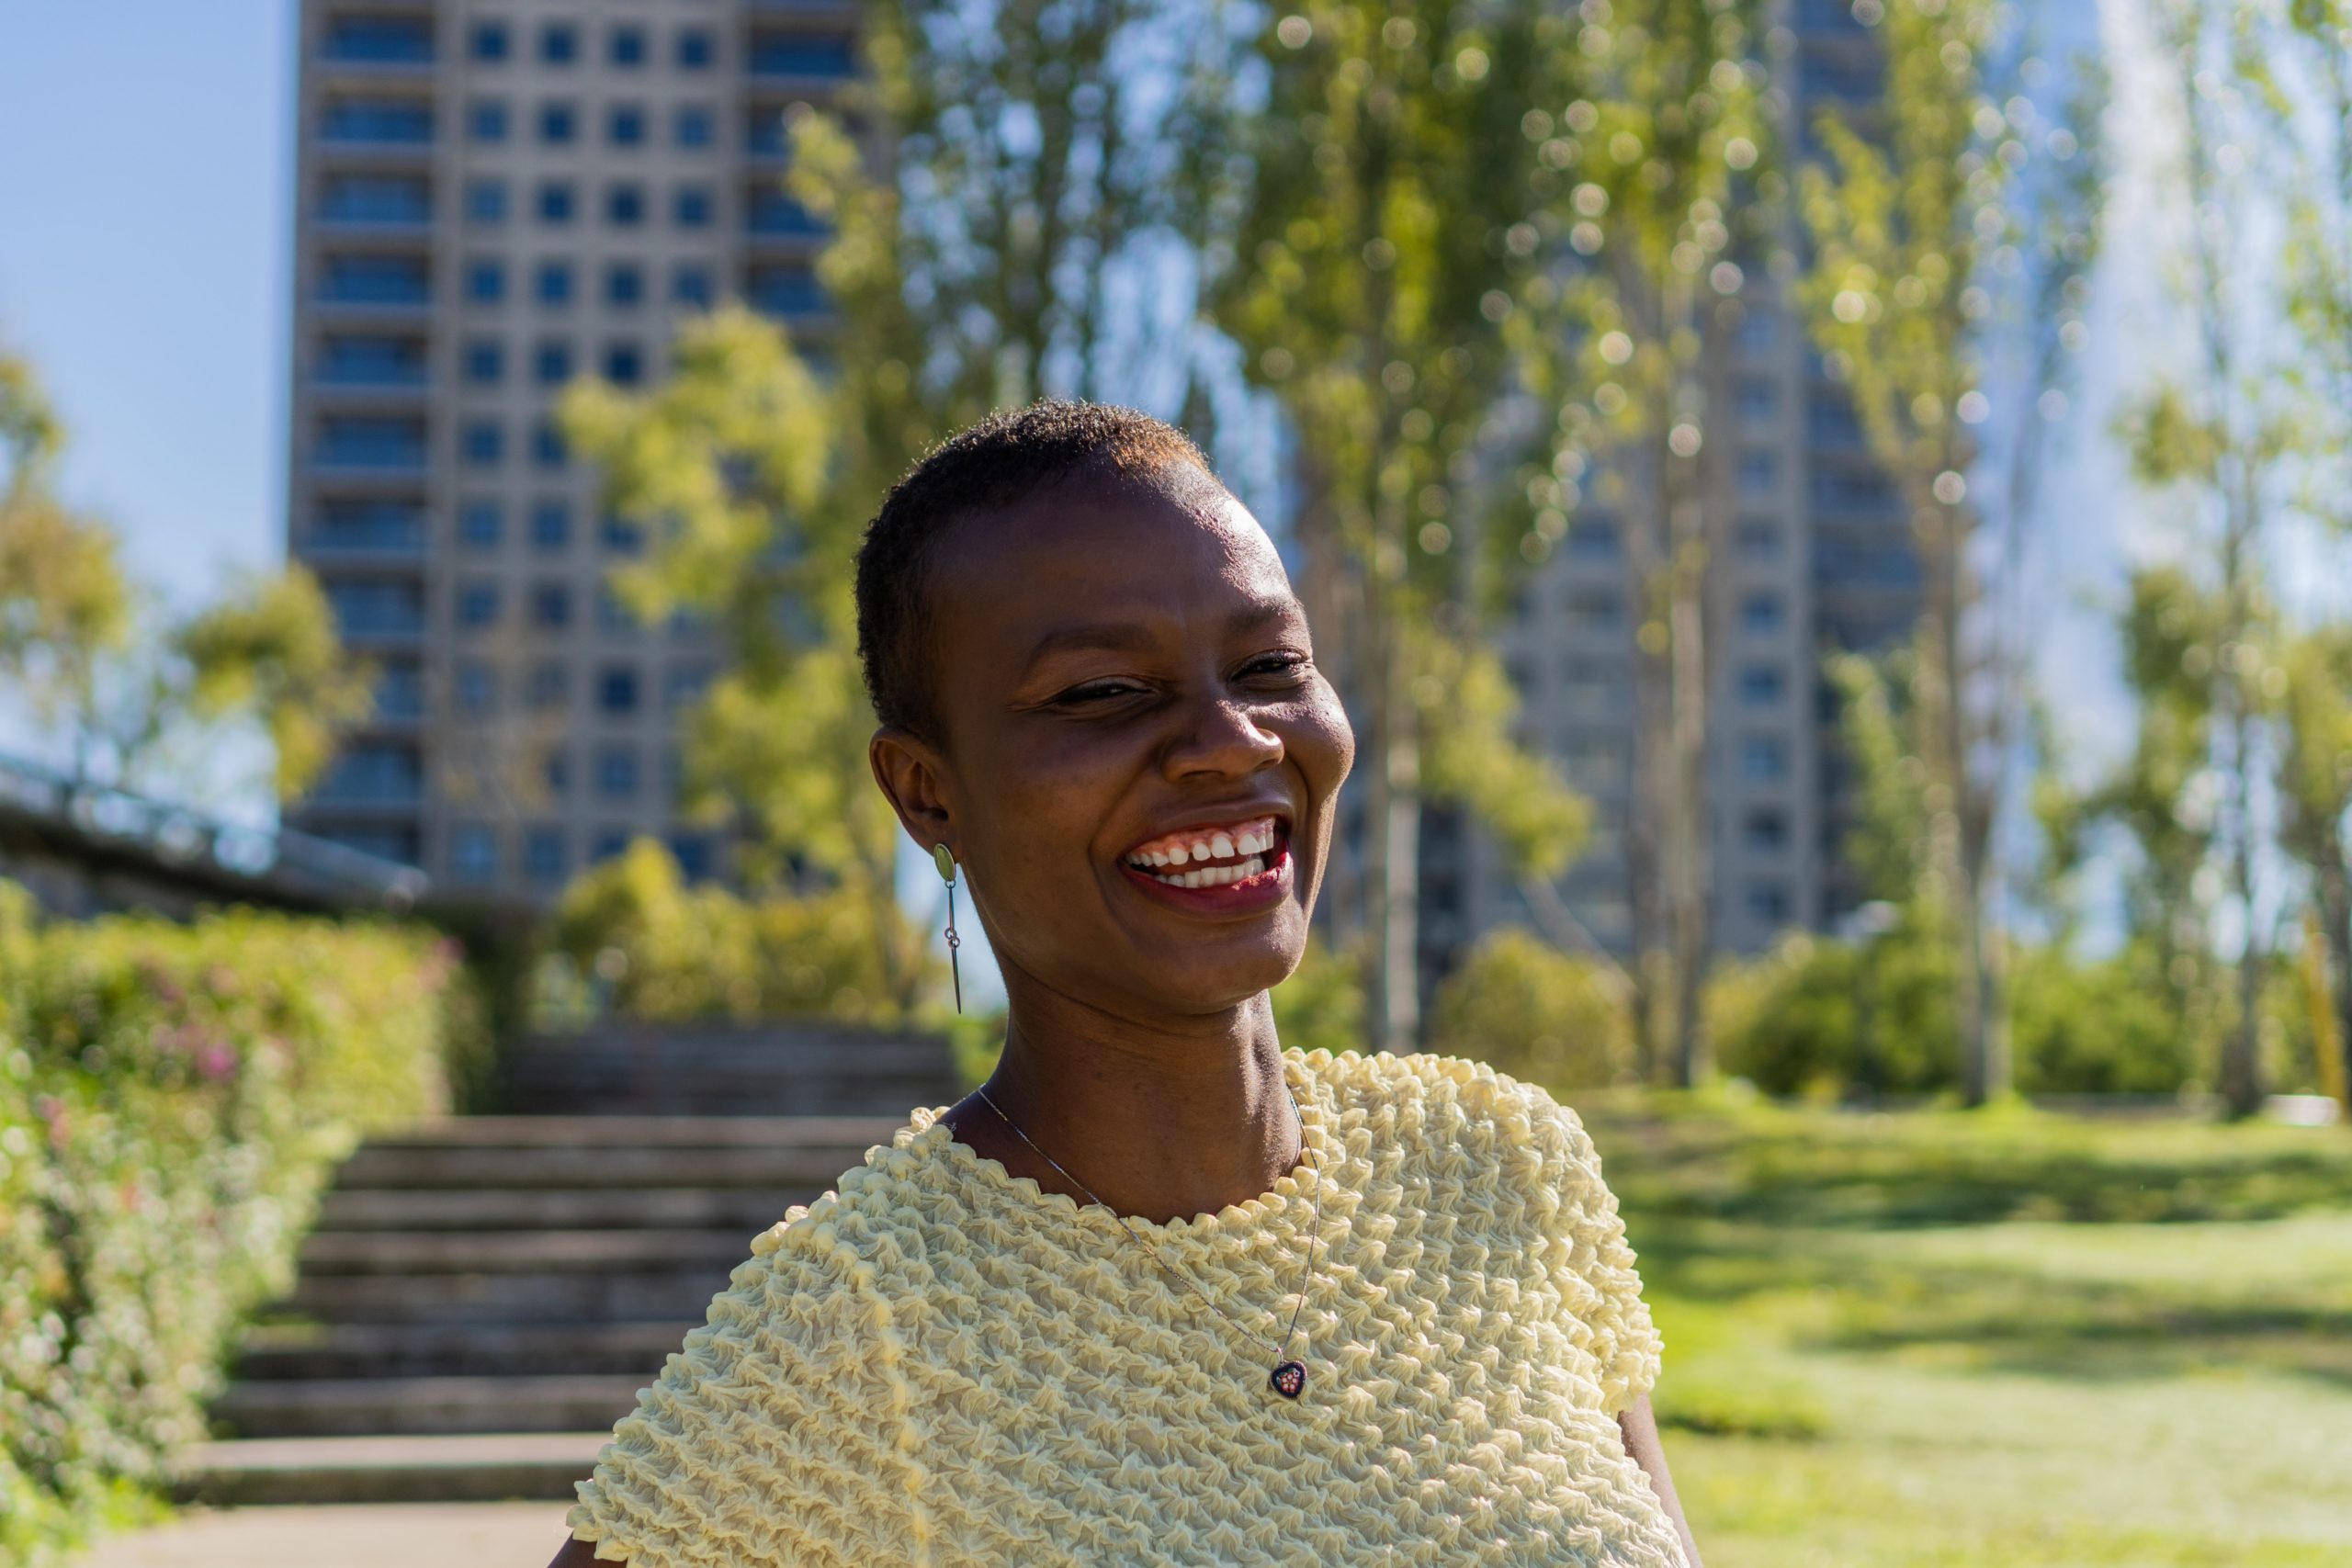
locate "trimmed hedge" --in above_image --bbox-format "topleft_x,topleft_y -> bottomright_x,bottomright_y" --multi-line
0,885 -> 466,1566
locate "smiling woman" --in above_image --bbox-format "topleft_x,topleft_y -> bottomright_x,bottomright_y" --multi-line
543,402 -> 1701,1568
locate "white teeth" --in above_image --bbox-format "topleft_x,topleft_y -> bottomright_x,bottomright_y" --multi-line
1147,853 -> 1269,889
1167,843 -> 1190,865
1239,829 -> 1264,855
1149,851 -> 1170,866
1209,832 -> 1235,859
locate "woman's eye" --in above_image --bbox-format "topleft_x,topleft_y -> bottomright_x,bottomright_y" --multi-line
1241,652 -> 1311,681
1055,681 -> 1146,705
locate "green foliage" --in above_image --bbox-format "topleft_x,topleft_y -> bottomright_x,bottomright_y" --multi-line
1270,936 -> 1369,1061
547,838 -> 936,1026
0,892 -> 462,1566
2007,940 -> 2197,1095
0,344 -> 370,808
1429,927 -> 1631,1090
1710,922 -> 1961,1100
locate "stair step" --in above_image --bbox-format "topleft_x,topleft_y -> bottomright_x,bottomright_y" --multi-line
235,1321 -> 692,1381
285,1269 -> 731,1325
299,1227 -> 760,1275
216,1374 -> 648,1438
320,1187 -> 805,1231
174,1432 -> 611,1506
370,1114 -> 909,1149
334,1143 -> 863,1190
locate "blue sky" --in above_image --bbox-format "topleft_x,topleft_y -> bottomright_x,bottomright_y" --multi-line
0,1 -> 294,604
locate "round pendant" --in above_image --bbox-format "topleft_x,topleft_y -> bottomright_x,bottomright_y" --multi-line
1268,1359 -> 1306,1399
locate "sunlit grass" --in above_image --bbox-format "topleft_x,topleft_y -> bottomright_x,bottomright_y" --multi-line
1578,1099 -> 2352,1567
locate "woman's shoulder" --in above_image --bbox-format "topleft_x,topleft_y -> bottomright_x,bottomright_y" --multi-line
1297,1045 -> 1600,1150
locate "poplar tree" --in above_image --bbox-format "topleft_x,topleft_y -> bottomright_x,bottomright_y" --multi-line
1204,0 -> 1593,1053
1797,0 -> 2100,1105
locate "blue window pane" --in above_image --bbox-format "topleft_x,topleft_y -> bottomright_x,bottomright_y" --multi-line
324,579 -> 424,637
1739,735 -> 1790,782
1744,808 -> 1789,850
749,34 -> 854,78
537,181 -> 575,224
469,100 -> 508,143
672,265 -> 713,307
758,35 -> 854,79
598,666 -> 639,713
532,423 -> 568,469
457,582 -> 502,628
318,334 -> 426,386
542,751 -> 571,797
540,23 -> 577,64
310,499 -> 425,553
606,184 -> 644,226
318,416 -> 427,468
321,174 -> 430,224
466,179 -> 506,223
674,106 -> 714,148
1746,880 -> 1792,922
608,106 -> 644,147
323,17 -> 432,62
315,744 -> 423,807
603,343 -> 643,386
322,254 -> 429,305
531,502 -> 571,547
673,186 -> 714,229
531,581 -> 571,626
459,500 -> 503,547
463,339 -> 503,384
535,340 -> 572,384
595,746 -> 639,798
1739,591 -> 1785,633
591,829 -> 629,864
748,265 -> 822,317
611,26 -> 646,66
465,259 -> 503,302
450,822 -> 498,884
454,663 -> 495,717
469,21 -> 507,62
524,826 -> 567,883
536,262 -> 573,304
746,191 -> 821,237
322,99 -> 433,144
605,264 -> 643,307
1736,518 -> 1781,558
462,421 -> 503,467
669,833 -> 713,881
676,28 -> 714,69
1737,662 -> 1787,705
539,102 -> 576,144
603,517 -> 645,556
745,110 -> 788,157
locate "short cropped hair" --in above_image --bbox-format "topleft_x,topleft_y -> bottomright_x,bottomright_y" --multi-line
854,400 -> 1214,742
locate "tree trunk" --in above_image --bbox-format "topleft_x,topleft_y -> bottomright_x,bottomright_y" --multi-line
1363,578 -> 1421,1055
2317,843 -> 2352,1122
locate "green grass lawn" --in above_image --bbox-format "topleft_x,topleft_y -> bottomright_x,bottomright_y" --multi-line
1577,1096 -> 2352,1567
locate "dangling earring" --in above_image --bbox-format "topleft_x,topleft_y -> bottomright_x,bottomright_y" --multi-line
932,843 -> 962,1012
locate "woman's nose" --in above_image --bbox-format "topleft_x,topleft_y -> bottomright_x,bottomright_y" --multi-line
1164,694 -> 1285,778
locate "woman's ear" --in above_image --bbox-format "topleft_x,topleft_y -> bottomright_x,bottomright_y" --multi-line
869,725 -> 956,854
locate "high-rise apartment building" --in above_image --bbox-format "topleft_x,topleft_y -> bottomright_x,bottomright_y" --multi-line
287,1 -> 856,897
1419,4 -> 1917,989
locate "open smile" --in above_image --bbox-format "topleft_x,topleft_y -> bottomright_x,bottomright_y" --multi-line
1117,814 -> 1293,911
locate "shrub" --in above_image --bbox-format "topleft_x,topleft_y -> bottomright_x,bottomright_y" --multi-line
1271,936 -> 1370,1060
0,887 -> 461,1567
1711,916 -> 1960,1099
547,839 -> 931,1025
1429,927 -> 1633,1090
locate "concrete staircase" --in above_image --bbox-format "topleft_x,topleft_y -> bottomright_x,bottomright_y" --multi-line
176,1025 -> 961,1505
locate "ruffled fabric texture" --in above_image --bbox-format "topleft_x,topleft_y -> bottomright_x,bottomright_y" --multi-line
567,1048 -> 1681,1566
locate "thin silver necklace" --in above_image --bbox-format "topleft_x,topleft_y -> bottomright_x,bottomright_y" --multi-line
973,1073 -> 1323,1400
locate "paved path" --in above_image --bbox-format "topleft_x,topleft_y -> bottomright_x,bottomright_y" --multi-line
80,1504 -> 575,1568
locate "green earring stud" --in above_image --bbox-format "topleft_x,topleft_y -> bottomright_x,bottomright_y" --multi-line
933,844 -> 962,1012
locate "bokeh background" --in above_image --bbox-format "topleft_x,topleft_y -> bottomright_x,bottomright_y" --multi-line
2,1 -> 2348,1564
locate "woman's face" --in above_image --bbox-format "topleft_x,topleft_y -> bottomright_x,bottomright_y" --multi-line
874,465 -> 1355,1024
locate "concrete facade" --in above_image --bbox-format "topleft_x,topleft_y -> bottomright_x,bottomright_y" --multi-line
286,0 -> 855,897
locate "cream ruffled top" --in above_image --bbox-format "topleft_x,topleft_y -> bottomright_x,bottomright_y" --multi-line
567,1048 -> 1682,1566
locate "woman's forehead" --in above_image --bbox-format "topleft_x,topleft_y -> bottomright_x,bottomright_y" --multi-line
926,477 -> 1298,661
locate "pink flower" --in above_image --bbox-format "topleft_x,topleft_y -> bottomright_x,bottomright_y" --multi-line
195,1043 -> 238,1081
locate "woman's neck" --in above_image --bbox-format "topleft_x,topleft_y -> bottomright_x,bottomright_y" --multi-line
943,987 -> 1302,1226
